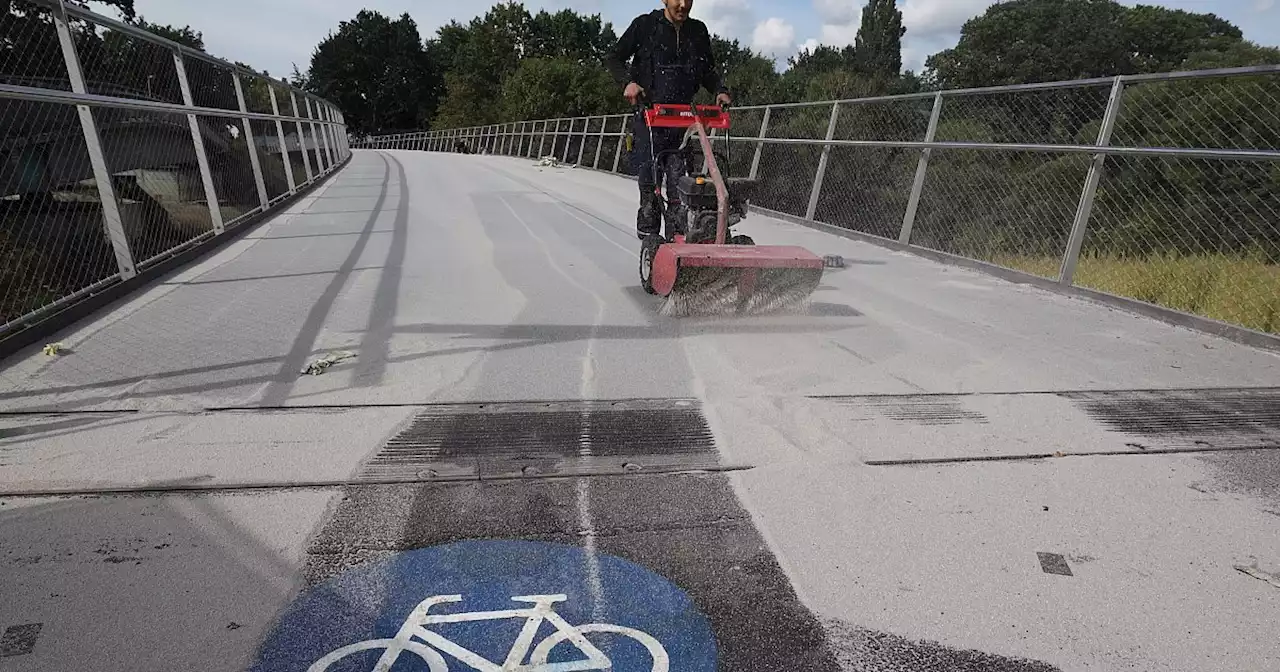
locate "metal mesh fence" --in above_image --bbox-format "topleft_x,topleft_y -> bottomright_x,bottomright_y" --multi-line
0,0 -> 348,347
0,1 -> 70,91
91,106 -> 213,267
76,19 -> 184,104
249,118 -> 291,201
0,99 -> 118,328
935,84 -> 1113,145
816,146 -> 918,240
183,56 -> 240,111
306,117 -> 326,174
1082,155 -> 1280,333
1114,73 -> 1280,151
360,65 -> 1280,338
834,97 -> 933,142
914,150 -> 1093,278
197,114 -> 261,225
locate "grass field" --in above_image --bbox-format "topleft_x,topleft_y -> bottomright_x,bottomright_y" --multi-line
991,253 -> 1280,335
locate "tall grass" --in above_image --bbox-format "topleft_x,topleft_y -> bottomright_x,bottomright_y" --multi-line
988,253 -> 1280,335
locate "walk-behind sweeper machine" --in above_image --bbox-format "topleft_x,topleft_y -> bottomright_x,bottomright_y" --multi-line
637,103 -> 825,316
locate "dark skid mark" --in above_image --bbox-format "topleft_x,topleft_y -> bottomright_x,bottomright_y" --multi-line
1198,448 -> 1280,507
1060,388 -> 1280,444
809,302 -> 863,317
823,618 -> 1062,672
302,477 -> 845,670
1037,552 -> 1073,577
0,623 -> 42,657
358,399 -> 719,480
828,395 -> 989,426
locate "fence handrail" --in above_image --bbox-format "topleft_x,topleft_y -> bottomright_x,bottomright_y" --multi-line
389,62 -> 1280,136
0,82 -> 324,123
30,0 -> 326,110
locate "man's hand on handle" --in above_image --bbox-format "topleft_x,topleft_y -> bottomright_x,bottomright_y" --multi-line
624,82 -> 732,107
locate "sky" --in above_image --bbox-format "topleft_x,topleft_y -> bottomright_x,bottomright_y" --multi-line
92,0 -> 1280,78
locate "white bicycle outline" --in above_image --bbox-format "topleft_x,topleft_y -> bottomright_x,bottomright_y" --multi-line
308,593 -> 670,672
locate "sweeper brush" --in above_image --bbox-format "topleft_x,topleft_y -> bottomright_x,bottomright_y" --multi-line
637,103 -> 824,317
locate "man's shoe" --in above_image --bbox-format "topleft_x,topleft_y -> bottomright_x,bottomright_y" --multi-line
636,198 -> 661,240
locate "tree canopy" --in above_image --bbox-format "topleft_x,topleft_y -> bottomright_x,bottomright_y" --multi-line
926,0 -> 1252,88
283,0 -> 1271,134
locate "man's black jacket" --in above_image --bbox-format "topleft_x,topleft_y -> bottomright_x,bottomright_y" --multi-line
603,10 -> 728,104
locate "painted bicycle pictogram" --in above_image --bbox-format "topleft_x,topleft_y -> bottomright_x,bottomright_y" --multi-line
309,593 -> 669,672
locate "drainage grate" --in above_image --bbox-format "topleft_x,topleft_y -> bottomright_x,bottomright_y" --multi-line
1,624 -> 41,657
358,399 -> 721,480
1060,388 -> 1280,445
825,396 -> 989,426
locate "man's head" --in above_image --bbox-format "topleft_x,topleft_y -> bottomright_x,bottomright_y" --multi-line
662,0 -> 692,24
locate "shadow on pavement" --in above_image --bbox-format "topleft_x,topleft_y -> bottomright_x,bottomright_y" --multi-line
0,480 -> 331,672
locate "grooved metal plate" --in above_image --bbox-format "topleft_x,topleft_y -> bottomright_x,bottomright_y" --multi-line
357,399 -> 721,480
826,395 -> 990,426
1060,388 -> 1280,446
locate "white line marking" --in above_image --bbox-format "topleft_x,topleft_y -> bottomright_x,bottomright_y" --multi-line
498,196 -> 608,621
554,202 -> 638,257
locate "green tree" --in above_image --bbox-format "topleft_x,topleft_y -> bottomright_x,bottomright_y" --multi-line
1124,5 -> 1242,73
782,45 -> 857,101
306,10 -> 435,135
926,0 -> 1131,88
526,9 -> 615,62
705,37 -> 782,106
499,57 -> 621,121
433,2 -> 533,127
432,3 -> 619,128
131,17 -> 203,50
925,0 -> 1251,89
854,0 -> 905,81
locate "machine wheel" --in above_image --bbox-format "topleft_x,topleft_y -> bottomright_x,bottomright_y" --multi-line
640,234 -> 663,295
729,234 -> 755,246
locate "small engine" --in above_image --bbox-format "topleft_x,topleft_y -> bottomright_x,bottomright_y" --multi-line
673,174 -> 749,244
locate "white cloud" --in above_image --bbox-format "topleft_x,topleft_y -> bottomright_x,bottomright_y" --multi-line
818,21 -> 860,46
696,0 -> 756,41
1257,0 -> 1276,11
752,17 -> 796,57
797,38 -> 821,55
813,0 -> 860,25
801,0 -> 862,52
900,0 -> 996,38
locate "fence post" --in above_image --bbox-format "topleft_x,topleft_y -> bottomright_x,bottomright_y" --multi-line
898,91 -> 944,245
561,119 -> 574,163
233,73 -> 270,209
53,2 -> 135,279
594,115 -> 607,169
318,103 -> 336,168
305,97 -> 326,172
748,106 -> 772,180
612,115 -> 626,173
291,91 -> 314,184
577,117 -> 589,166
1060,76 -> 1126,286
173,51 -> 227,233
805,102 -> 841,221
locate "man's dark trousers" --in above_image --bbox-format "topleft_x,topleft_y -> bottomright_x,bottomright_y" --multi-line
631,111 -> 687,240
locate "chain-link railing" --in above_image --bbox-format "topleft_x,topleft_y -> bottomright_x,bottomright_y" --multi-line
0,0 -> 351,346
357,65 -> 1280,339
